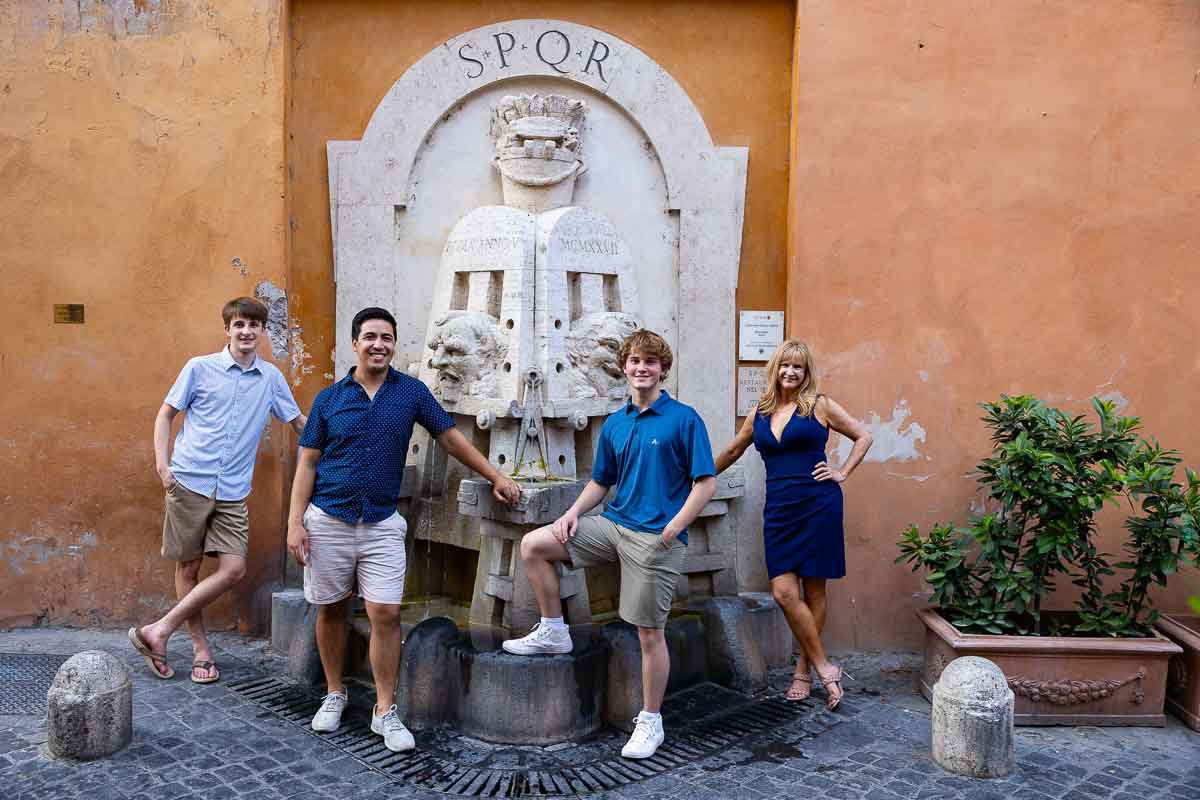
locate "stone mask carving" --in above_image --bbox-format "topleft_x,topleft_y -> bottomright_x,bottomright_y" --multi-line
491,93 -> 587,188
567,312 -> 640,399
426,311 -> 509,403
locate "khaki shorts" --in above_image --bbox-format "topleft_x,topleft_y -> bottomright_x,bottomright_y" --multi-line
162,482 -> 249,562
302,504 -> 407,605
564,516 -> 685,629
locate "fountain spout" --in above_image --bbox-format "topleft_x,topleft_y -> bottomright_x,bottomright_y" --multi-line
511,368 -> 555,480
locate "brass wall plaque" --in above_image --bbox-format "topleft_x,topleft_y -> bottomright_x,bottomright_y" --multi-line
54,304 -> 85,324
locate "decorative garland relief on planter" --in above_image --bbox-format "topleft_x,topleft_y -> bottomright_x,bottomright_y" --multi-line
1006,671 -> 1144,706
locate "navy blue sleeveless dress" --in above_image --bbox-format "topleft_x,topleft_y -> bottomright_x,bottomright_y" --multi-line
753,410 -> 846,580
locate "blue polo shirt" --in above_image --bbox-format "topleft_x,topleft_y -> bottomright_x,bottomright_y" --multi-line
300,367 -> 455,524
593,391 -> 716,544
165,348 -> 300,501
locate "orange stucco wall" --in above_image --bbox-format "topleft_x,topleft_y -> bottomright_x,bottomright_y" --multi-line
789,1 -> 1200,648
0,1 -> 289,631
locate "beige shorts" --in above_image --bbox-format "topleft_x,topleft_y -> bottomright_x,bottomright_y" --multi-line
162,482 -> 249,562
564,515 -> 685,629
302,504 -> 407,605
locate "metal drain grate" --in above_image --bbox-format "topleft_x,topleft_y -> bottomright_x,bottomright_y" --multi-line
0,653 -> 70,714
229,677 -> 837,797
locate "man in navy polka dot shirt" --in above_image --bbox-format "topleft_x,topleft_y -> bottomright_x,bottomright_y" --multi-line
287,307 -> 520,752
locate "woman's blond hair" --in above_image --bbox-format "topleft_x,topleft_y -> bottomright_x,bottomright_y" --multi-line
757,339 -> 818,417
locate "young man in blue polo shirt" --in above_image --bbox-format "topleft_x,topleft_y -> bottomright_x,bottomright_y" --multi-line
129,297 -> 305,684
503,329 -> 717,759
287,307 -> 520,752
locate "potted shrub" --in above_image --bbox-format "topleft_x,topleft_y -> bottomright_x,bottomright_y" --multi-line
898,395 -> 1197,726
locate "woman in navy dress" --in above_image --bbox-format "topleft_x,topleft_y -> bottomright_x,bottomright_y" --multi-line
716,340 -> 873,709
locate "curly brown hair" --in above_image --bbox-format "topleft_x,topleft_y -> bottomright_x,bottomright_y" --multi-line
617,329 -> 673,378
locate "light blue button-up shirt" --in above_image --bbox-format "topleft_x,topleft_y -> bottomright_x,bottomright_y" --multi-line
165,348 -> 301,501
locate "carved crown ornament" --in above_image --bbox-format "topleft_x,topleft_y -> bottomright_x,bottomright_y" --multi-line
491,93 -> 588,188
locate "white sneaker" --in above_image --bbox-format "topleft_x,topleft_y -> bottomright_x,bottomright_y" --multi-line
501,622 -> 573,655
311,689 -> 347,732
621,713 -> 664,759
371,704 -> 415,752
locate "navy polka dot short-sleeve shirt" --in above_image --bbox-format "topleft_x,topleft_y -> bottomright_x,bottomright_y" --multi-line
300,367 -> 455,523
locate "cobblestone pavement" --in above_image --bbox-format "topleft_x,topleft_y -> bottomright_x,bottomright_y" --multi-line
2,628 -> 1197,800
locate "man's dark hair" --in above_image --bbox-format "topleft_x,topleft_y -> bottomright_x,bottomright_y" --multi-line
352,307 -> 397,340
222,297 -> 268,327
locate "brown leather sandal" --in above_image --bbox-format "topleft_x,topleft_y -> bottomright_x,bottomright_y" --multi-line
190,660 -> 220,684
127,627 -> 174,679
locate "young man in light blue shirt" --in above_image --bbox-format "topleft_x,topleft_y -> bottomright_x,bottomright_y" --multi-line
503,329 -> 717,759
128,297 -> 305,684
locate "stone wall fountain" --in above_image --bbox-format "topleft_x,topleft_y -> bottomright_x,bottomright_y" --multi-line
284,19 -> 787,745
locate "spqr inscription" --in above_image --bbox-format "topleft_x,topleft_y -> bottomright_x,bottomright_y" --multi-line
457,28 -> 612,83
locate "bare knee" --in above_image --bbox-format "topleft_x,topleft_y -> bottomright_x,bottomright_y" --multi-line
520,526 -> 558,563
802,579 -> 827,606
176,559 -> 202,582
215,557 -> 246,584
317,599 -> 349,623
637,627 -> 666,653
366,603 -> 403,630
772,584 -> 803,610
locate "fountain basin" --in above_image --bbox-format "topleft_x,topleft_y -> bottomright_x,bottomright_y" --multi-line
398,618 -> 609,745
457,476 -> 588,526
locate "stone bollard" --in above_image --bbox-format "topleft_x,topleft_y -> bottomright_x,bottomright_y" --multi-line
932,656 -> 1015,778
47,651 -> 133,761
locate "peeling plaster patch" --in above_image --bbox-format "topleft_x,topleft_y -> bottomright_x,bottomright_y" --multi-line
254,280 -> 289,359
323,372 -> 335,380
3,530 -> 97,576
888,472 -> 932,482
918,370 -> 930,382
290,324 -> 315,386
231,256 -> 247,276
1099,390 -> 1130,413
53,0 -> 176,39
137,595 -> 171,613
834,400 -> 927,465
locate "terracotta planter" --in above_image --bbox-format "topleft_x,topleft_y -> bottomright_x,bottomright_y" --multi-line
918,608 -> 1182,726
1154,614 -> 1200,731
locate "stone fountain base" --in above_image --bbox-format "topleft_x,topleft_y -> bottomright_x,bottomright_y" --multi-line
389,593 -> 794,745
398,618 -> 609,744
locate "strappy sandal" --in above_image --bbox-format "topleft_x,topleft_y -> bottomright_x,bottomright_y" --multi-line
786,672 -> 813,702
191,660 -> 220,684
127,627 -> 174,679
817,664 -> 851,711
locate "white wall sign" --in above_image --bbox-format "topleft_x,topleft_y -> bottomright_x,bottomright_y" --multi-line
737,366 -> 766,416
739,310 -> 785,361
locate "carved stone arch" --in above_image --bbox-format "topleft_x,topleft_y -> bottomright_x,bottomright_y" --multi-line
328,19 -> 747,444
